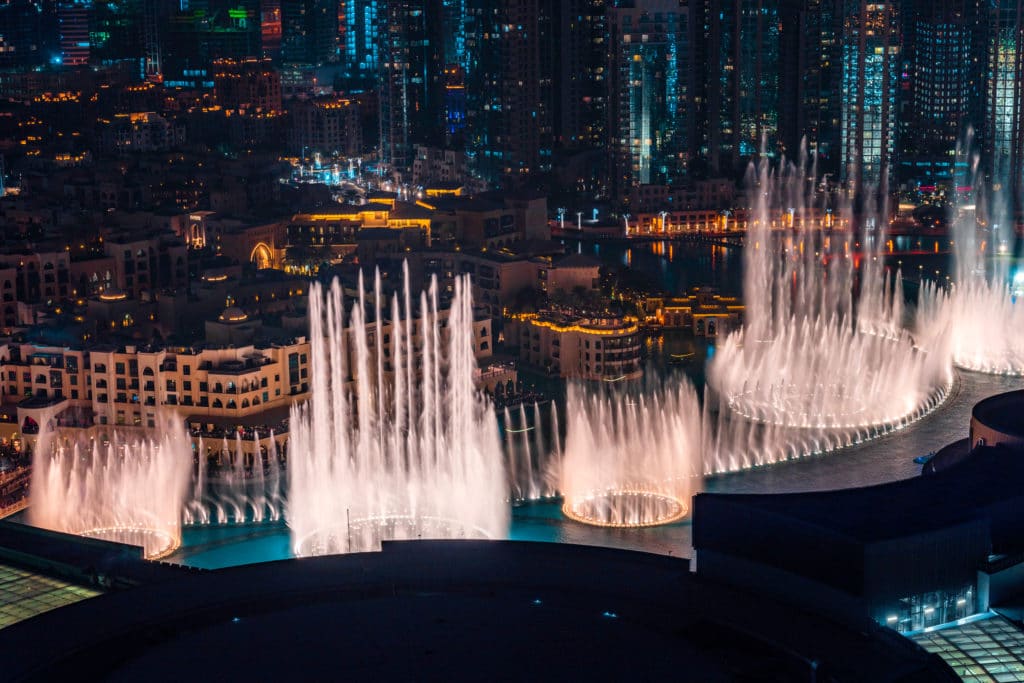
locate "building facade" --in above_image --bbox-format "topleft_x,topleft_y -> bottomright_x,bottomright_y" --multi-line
507,312 -> 642,381
607,0 -> 691,202
839,0 -> 901,194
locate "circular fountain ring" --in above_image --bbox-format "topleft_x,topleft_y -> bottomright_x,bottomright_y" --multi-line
720,329 -> 951,431
79,527 -> 180,561
291,514 -> 494,557
562,489 -> 689,528
726,383 -> 871,428
954,358 -> 1024,377
725,380 -> 951,432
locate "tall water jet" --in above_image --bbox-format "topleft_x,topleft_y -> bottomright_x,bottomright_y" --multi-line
29,413 -> 191,560
560,379 -> 702,527
707,151 -> 952,472
937,132 -> 1024,375
288,271 -> 508,556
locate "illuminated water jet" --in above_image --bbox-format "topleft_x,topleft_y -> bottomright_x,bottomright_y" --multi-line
287,268 -> 508,556
29,414 -> 191,560
559,380 -> 701,528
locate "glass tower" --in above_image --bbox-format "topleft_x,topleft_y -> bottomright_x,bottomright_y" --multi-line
840,0 -> 900,194
984,0 -> 1024,202
607,0 -> 689,199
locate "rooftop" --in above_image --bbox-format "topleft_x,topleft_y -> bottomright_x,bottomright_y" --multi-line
973,390 -> 1024,438
0,541 -> 955,682
0,561 -> 99,631
909,612 -> 1024,682
695,446 -> 1024,545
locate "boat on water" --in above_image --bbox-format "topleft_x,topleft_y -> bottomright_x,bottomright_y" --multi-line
668,352 -> 695,365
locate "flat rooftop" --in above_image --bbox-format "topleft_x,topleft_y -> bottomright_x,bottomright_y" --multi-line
695,445 -> 1024,544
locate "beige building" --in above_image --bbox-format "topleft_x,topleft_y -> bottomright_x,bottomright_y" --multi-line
643,288 -> 744,337
506,312 -> 642,381
1,304 -> 493,453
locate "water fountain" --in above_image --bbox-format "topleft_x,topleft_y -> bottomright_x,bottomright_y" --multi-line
184,432 -> 284,526
29,414 -> 192,560
504,401 -> 560,503
935,137 -> 1024,375
559,379 -> 701,527
706,155 -> 953,472
287,268 -> 508,556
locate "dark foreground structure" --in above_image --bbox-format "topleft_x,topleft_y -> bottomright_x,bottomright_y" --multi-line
694,443 -> 1024,634
0,539 -> 954,682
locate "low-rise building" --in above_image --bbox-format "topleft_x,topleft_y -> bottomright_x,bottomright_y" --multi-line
506,311 -> 642,381
643,288 -> 744,336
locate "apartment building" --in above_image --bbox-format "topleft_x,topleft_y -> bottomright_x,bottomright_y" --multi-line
505,311 -> 642,381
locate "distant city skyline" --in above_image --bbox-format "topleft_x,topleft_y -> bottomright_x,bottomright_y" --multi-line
1,0 -> 1024,207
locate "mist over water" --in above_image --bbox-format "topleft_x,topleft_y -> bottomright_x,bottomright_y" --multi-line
29,413 -> 191,560
705,153 -> 953,472
919,131 -> 1024,376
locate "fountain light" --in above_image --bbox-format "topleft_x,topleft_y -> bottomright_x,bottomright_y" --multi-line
706,150 -> 953,471
288,267 -> 508,556
559,380 -> 701,528
30,413 -> 192,561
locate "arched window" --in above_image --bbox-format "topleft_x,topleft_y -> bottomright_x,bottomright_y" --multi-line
143,367 -> 154,376
212,398 -> 223,408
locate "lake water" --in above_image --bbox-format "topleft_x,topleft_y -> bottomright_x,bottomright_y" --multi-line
167,238 -> 1022,569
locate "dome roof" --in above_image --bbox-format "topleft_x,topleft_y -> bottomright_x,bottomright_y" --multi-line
219,307 -> 249,323
98,288 -> 127,302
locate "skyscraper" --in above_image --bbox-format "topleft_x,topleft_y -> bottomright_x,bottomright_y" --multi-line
983,0 -> 1024,201
551,0 -> 607,151
379,0 -> 445,173
164,1 -> 262,88
606,0 -> 690,200
778,0 -> 842,174
465,0 -> 553,187
707,0 -> 782,175
0,0 -> 60,70
338,0 -> 379,82
839,0 -> 900,195
898,0 -> 987,187
280,0 -> 337,66
57,0 -> 90,67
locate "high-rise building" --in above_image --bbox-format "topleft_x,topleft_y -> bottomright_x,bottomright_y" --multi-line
280,0 -> 337,66
288,96 -> 362,156
606,0 -> 691,200
0,0 -> 60,70
443,63 -> 467,142
338,0 -> 379,82
778,0 -> 842,174
441,0 -> 467,69
260,0 -> 282,58
380,0 -> 445,174
839,0 -> 901,194
898,0 -> 987,187
551,0 -> 607,151
465,0 -> 553,188
707,0 -> 782,175
983,0 -> 1024,201
58,0 -> 90,67
164,0 -> 262,88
